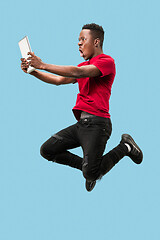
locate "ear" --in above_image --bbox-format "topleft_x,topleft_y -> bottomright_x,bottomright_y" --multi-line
94,38 -> 101,47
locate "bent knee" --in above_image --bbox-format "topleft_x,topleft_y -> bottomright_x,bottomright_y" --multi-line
40,138 -> 57,161
40,144 -> 48,159
40,144 -> 53,161
40,135 -> 64,161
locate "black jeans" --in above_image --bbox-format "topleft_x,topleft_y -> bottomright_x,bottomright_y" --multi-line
40,116 -> 127,181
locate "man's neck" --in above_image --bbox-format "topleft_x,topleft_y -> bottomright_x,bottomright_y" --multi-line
91,49 -> 103,59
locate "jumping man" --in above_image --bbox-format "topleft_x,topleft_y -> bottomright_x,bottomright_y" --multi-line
21,23 -> 143,192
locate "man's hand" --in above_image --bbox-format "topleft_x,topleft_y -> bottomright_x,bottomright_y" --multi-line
27,52 -> 44,69
21,58 -> 30,73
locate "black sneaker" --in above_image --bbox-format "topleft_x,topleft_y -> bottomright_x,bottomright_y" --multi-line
85,180 -> 96,192
121,134 -> 143,164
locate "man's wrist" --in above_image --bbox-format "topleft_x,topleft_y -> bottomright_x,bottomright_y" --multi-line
40,62 -> 47,70
30,70 -> 38,75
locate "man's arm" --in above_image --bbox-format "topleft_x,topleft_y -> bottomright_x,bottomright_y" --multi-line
41,64 -> 102,78
27,52 -> 102,78
30,71 -> 76,85
21,58 -> 75,85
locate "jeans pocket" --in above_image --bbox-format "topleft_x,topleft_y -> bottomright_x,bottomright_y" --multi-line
96,122 -> 112,138
104,123 -> 112,138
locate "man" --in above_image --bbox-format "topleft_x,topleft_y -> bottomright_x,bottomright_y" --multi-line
21,23 -> 143,192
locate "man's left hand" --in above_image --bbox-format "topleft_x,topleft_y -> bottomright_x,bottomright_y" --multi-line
27,52 -> 44,69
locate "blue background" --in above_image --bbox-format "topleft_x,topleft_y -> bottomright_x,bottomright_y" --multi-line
1,0 -> 160,239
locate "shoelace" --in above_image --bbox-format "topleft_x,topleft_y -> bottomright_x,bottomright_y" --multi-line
131,145 -> 140,155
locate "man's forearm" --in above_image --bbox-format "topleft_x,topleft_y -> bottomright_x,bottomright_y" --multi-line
41,63 -> 82,78
30,70 -> 73,85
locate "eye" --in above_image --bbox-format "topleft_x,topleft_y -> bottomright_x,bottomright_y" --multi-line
78,37 -> 86,42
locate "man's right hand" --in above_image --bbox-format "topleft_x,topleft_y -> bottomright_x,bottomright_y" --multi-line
21,58 -> 30,73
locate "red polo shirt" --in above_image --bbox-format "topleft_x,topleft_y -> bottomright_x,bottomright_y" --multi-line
72,54 -> 116,121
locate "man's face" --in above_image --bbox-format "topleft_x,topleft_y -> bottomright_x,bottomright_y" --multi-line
78,29 -> 95,60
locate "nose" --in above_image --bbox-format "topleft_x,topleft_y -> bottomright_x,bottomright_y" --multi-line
78,40 -> 82,46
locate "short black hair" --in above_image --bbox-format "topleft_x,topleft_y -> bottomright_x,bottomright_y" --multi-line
82,23 -> 104,48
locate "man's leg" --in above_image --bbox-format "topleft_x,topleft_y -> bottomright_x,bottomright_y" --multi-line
100,134 -> 143,177
77,117 -> 112,181
77,116 -> 143,192
82,132 -> 143,191
40,123 -> 83,171
100,141 -> 128,176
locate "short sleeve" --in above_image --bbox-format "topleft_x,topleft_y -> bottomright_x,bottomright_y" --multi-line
92,57 -> 115,77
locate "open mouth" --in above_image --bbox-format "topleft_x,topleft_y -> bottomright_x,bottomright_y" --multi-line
79,49 -> 84,57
